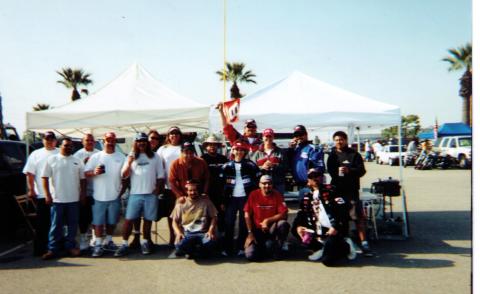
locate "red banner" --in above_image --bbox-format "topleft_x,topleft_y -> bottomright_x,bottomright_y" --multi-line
223,98 -> 240,123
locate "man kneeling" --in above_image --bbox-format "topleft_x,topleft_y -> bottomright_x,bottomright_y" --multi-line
292,168 -> 356,266
171,180 -> 218,259
244,175 -> 290,261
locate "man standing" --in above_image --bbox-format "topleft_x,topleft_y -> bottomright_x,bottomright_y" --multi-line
201,135 -> 228,233
217,102 -> 262,157
74,133 -> 100,250
292,168 -> 356,265
41,138 -> 86,260
169,142 -> 210,200
84,132 -> 126,257
327,131 -> 372,256
171,180 -> 218,259
22,131 -> 59,256
220,140 -> 261,256
115,133 -> 164,256
250,128 -> 287,194
287,125 -> 324,196
243,175 -> 289,261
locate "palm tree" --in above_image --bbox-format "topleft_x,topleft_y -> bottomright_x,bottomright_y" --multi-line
216,62 -> 257,99
442,43 -> 472,126
32,103 -> 50,111
56,67 -> 93,101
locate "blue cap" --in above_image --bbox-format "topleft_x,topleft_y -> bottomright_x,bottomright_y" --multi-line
134,132 -> 148,141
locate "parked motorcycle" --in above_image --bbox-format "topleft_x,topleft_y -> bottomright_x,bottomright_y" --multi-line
415,151 -> 452,170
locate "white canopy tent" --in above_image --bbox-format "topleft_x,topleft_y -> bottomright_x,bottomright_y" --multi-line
210,71 -> 401,134
210,71 -> 408,238
27,63 -> 211,138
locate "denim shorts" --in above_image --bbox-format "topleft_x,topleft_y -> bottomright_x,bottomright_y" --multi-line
92,198 -> 121,225
125,194 -> 158,221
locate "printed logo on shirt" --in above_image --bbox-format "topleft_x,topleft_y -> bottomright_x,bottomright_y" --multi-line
257,204 -> 274,209
137,161 -> 150,166
301,152 -> 308,159
334,197 -> 345,204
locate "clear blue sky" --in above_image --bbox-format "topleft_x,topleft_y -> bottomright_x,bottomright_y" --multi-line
0,0 -> 472,135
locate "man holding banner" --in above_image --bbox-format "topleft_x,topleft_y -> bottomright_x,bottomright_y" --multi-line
217,100 -> 262,158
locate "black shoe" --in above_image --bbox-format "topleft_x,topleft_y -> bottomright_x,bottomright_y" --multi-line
361,244 -> 374,257
129,235 -> 141,249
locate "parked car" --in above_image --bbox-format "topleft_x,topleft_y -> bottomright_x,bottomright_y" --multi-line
376,145 -> 407,166
435,136 -> 472,168
0,140 -> 29,239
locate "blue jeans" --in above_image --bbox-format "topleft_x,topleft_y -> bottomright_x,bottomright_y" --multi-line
224,196 -> 247,254
245,220 -> 290,261
48,202 -> 79,253
176,232 -> 217,257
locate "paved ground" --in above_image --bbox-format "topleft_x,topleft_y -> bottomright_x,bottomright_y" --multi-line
0,162 -> 471,294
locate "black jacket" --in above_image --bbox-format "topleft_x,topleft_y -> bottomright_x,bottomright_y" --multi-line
327,147 -> 366,198
292,184 -> 350,239
219,159 -> 261,203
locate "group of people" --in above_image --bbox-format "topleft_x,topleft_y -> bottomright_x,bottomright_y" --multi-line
23,105 -> 372,265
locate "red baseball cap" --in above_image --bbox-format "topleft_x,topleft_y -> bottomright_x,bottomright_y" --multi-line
232,140 -> 248,151
262,128 -> 274,137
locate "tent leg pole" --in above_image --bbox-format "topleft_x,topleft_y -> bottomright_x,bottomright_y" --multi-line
398,122 -> 409,238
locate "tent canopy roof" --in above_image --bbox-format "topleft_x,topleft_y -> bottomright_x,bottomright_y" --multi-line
27,63 -> 210,137
438,122 -> 472,136
211,71 -> 401,133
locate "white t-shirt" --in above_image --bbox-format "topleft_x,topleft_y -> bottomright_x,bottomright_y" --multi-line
312,190 -> 332,234
232,162 -> 246,197
22,147 -> 59,199
157,145 -> 181,189
125,153 -> 164,195
74,148 -> 100,197
41,154 -> 85,203
85,150 -> 125,202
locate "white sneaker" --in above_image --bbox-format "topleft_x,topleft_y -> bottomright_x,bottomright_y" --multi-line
281,241 -> 290,252
89,236 -> 96,247
308,248 -> 324,261
345,238 -> 357,260
237,250 -> 245,256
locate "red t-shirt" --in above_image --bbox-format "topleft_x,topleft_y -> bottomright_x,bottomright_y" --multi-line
244,189 -> 288,228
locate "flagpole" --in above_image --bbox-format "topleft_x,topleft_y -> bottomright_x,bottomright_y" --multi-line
223,0 -> 227,102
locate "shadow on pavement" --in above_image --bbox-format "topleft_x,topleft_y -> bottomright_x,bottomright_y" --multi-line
0,210 -> 470,270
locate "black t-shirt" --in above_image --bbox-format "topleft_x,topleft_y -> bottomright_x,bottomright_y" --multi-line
201,153 -> 228,206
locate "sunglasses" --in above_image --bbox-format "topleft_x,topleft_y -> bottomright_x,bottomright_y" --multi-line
149,137 -> 160,140
260,182 -> 273,185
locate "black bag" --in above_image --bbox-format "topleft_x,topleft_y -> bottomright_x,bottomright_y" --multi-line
371,177 -> 401,196
155,194 -> 171,221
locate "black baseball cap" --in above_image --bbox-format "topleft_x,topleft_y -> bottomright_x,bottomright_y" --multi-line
43,131 -> 56,140
244,119 -> 257,128
293,125 -> 307,136
182,141 -> 195,152
134,132 -> 148,141
307,168 -> 322,179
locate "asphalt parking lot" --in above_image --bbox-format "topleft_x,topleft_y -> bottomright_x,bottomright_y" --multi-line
0,162 -> 472,294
